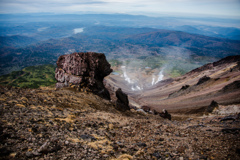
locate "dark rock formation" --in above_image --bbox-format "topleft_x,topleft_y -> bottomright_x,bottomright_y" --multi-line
141,106 -> 151,112
129,105 -> 138,110
159,109 -> 171,120
115,88 -> 130,112
152,109 -> 159,115
181,85 -> 190,90
168,85 -> 191,98
206,100 -> 219,113
220,114 -> 240,122
220,80 -> 240,93
55,52 -> 112,100
196,76 -> 211,85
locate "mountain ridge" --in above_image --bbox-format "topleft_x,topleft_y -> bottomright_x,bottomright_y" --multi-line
1,27 -> 240,75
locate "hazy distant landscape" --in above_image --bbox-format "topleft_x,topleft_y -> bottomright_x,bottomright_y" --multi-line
1,0 -> 240,159
1,14 -> 240,76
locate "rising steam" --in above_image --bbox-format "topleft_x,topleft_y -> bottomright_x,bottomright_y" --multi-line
116,46 -> 193,92
151,68 -> 165,85
121,65 -> 164,92
121,66 -> 143,91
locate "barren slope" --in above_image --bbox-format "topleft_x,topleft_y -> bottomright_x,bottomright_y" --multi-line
0,86 -> 240,159
106,56 -> 240,113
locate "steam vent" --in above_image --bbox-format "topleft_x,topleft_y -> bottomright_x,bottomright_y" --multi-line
55,52 -> 112,100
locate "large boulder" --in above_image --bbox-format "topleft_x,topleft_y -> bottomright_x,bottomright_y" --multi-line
55,52 -> 112,100
115,88 -> 130,112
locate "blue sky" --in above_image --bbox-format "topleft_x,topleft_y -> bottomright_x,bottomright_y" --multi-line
0,0 -> 240,18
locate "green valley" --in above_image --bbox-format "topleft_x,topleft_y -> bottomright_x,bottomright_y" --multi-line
0,64 -> 56,88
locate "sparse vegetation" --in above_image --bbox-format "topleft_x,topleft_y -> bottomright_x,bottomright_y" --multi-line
0,64 -> 57,88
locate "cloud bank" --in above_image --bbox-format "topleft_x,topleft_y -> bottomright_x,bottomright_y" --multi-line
0,0 -> 239,17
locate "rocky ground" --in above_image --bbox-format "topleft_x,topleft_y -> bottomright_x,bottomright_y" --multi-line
1,86 -> 240,160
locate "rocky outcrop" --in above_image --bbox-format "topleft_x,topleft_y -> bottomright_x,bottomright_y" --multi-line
141,106 -> 151,113
55,52 -> 112,100
206,100 -> 219,113
196,76 -> 211,85
220,80 -> 240,93
115,88 -> 130,112
181,85 -> 190,90
159,109 -> 172,120
168,85 -> 191,98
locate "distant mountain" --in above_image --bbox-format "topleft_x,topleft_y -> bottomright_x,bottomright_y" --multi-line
1,13 -> 240,39
0,35 -> 38,48
171,25 -> 240,40
81,26 -> 159,40
125,30 -> 240,57
1,26 -> 240,75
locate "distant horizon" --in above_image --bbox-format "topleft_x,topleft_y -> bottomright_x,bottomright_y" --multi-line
1,12 -> 240,22
0,0 -> 239,19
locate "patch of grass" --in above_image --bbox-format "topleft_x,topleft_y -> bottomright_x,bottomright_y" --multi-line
0,64 -> 57,88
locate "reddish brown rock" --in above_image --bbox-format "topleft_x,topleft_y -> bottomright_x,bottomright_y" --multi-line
55,52 -> 112,100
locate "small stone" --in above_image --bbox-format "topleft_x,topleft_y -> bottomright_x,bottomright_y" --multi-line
38,141 -> 49,153
65,141 -> 69,145
103,154 -> 109,158
136,142 -> 147,147
152,152 -> 161,159
109,124 -> 114,130
32,151 -> 41,156
199,155 -> 208,160
26,152 -> 33,157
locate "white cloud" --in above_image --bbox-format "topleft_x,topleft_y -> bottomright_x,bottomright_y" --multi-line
0,0 -> 239,17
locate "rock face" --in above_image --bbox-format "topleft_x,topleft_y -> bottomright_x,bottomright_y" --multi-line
115,88 -> 130,112
55,52 -> 112,100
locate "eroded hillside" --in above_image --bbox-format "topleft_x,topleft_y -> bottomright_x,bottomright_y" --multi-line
106,56 -> 240,114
